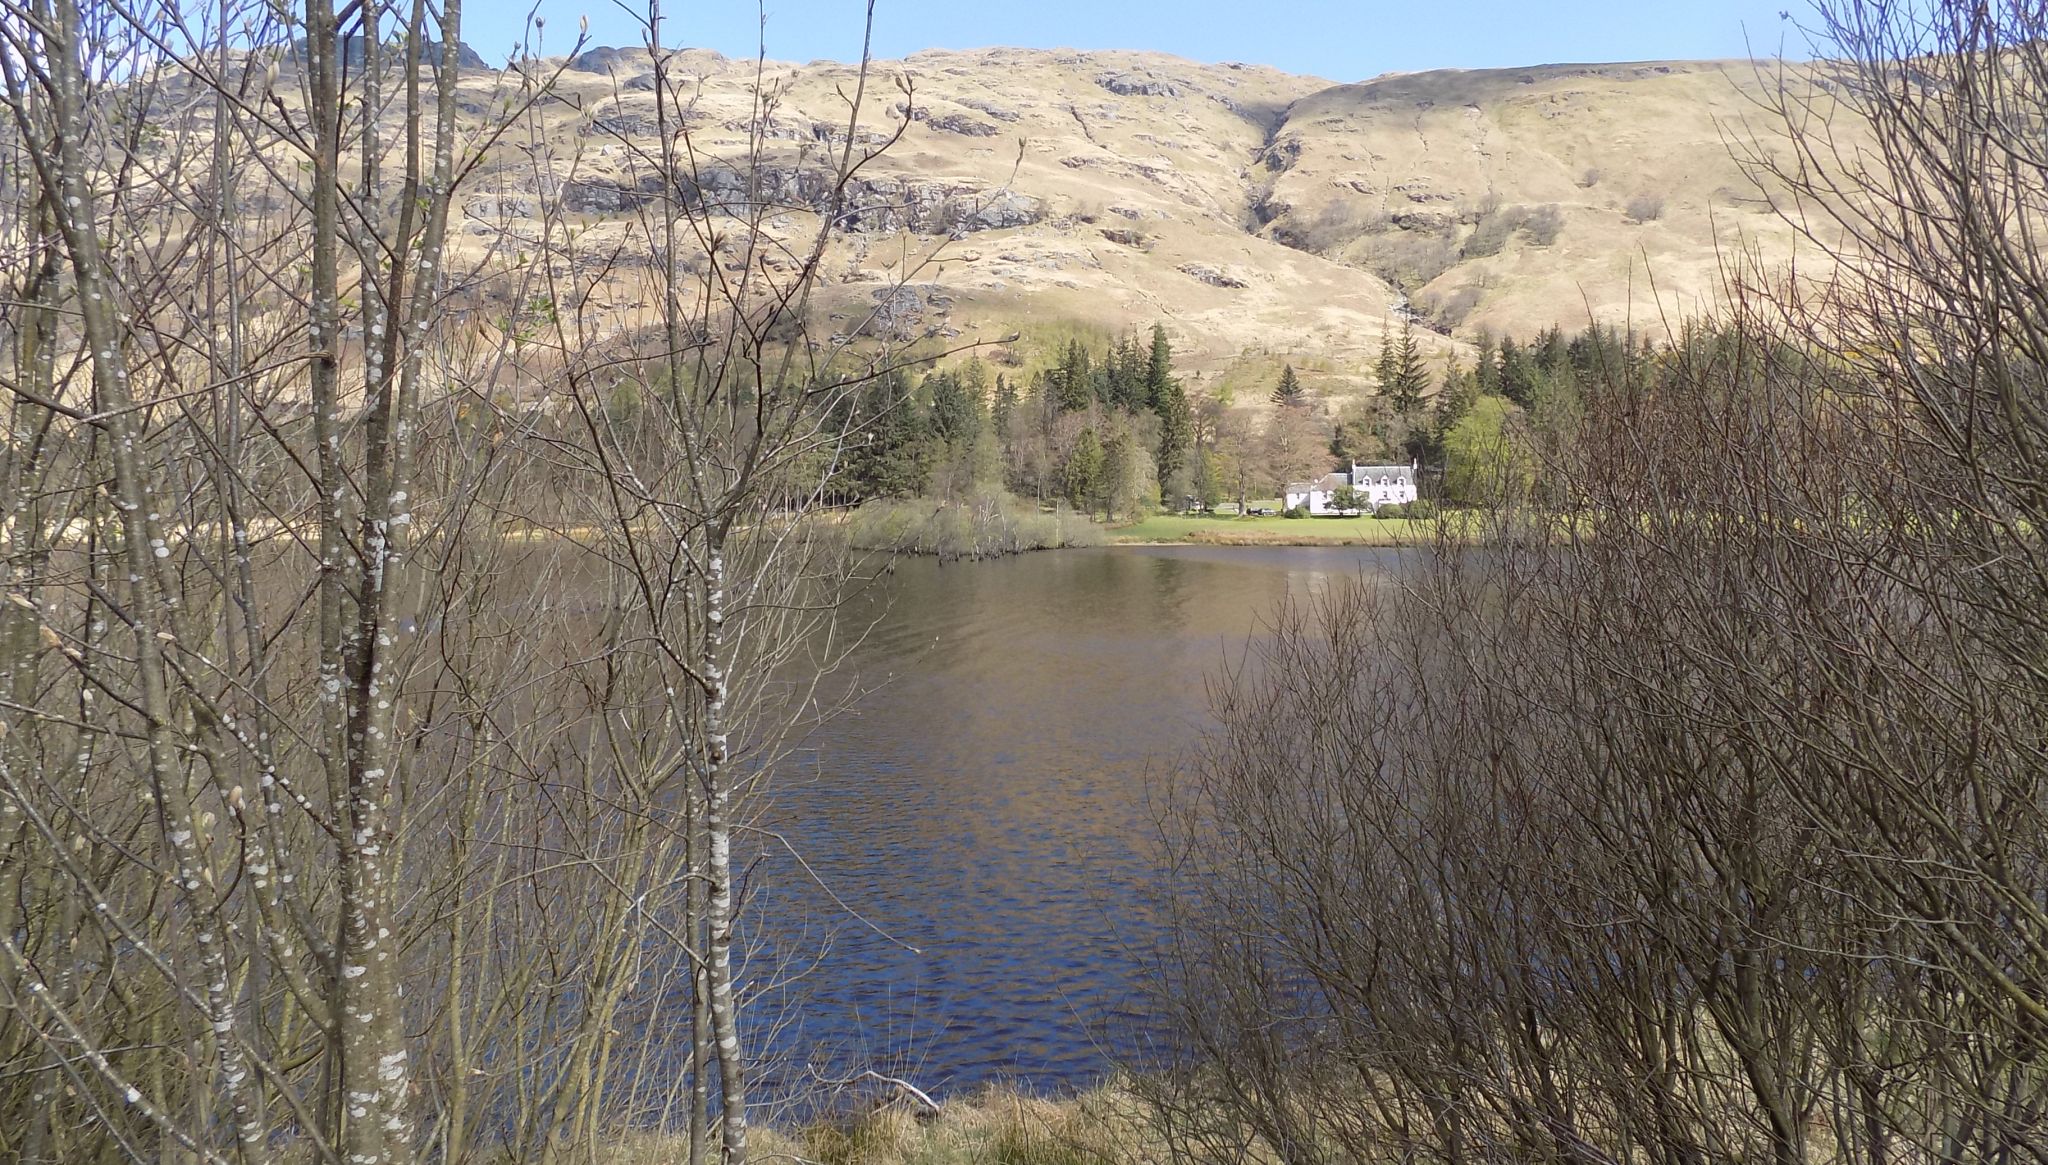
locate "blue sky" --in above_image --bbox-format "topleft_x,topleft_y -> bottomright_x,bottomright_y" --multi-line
459,0 -> 1817,80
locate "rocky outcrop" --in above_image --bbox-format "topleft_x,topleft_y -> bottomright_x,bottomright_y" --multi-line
958,98 -> 1022,123
589,105 -> 658,136
557,162 -> 1044,236
926,112 -> 1000,137
1390,209 -> 1458,231
832,179 -> 1042,234
1096,70 -> 1180,98
1179,262 -> 1249,288
290,36 -> 487,70
864,282 -> 958,337
465,196 -> 538,219
1259,134 -> 1304,170
1392,181 -> 1455,203
567,46 -> 642,74
562,176 -> 664,213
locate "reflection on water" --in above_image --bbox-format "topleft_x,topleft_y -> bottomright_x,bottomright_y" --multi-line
744,545 -> 1403,1096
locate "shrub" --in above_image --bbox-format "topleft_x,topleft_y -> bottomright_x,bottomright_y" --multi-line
1520,204 -> 1564,246
1624,193 -> 1665,223
1463,203 -> 1562,257
1404,498 -> 1438,519
1374,502 -> 1407,519
1282,504 -> 1309,519
1417,285 -> 1484,330
1461,208 -> 1519,258
845,490 -> 1105,559
1355,231 -> 1458,291
1283,200 -> 1369,254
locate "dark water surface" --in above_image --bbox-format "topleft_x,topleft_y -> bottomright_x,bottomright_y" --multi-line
746,545 -> 1402,1097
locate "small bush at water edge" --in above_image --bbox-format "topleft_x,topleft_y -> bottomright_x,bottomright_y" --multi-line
847,490 -> 1105,560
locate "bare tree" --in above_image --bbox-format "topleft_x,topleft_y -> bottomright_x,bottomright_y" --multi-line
0,0 -> 906,1160
1144,4 -> 2048,1164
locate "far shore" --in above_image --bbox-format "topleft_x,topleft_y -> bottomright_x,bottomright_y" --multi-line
1109,513 -> 1433,547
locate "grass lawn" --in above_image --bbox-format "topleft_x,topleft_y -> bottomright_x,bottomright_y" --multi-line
1110,513 -> 1431,546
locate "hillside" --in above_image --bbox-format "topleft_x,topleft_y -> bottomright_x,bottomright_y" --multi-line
1253,59 -> 1827,338
431,46 -> 1835,400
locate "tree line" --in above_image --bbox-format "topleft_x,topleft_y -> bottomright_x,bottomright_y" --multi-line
827,325 -> 1189,519
829,311 -> 1673,521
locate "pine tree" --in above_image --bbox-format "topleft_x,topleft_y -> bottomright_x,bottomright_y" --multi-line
1156,382 -> 1193,510
991,373 -> 1017,441
1497,335 -> 1537,408
1431,355 -> 1477,465
1473,328 -> 1501,396
1065,427 -> 1104,514
960,355 -> 990,402
1055,339 -> 1094,412
1384,319 -> 1431,415
1145,323 -> 1174,410
928,370 -> 982,444
1567,324 -> 1627,382
849,370 -> 931,497
1107,333 -> 1147,411
1270,364 -> 1306,408
1533,324 -> 1569,374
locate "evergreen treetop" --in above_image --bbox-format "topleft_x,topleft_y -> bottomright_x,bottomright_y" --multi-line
1271,364 -> 1306,408
1146,324 -> 1174,410
1382,319 -> 1431,415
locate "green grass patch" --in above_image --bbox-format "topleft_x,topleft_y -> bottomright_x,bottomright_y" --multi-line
1110,513 -> 1430,546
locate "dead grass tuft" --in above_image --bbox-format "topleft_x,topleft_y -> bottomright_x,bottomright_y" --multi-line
745,1083 -> 1162,1165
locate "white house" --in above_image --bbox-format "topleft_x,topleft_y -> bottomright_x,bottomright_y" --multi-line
1283,461 -> 1420,514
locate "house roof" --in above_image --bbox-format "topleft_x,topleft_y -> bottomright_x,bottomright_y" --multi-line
1294,470 -> 1392,493
1286,472 -> 1350,493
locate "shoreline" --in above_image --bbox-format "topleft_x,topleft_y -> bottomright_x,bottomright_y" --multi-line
1106,513 -> 1434,548
1107,533 -> 1417,547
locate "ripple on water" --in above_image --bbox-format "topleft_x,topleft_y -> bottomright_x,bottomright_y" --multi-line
736,545 -> 1402,1097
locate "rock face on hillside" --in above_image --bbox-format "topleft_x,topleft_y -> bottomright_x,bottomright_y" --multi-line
1244,60 -> 1822,338
431,45 -> 1836,390
548,167 -> 1045,233
291,36 -> 486,70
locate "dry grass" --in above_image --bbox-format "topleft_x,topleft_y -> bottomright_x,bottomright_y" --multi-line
595,1084 -> 1167,1165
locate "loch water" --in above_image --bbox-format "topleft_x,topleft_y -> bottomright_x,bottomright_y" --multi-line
742,545 -> 1405,1098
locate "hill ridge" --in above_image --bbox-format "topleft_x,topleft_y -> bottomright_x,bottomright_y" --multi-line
433,42 -> 1832,401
